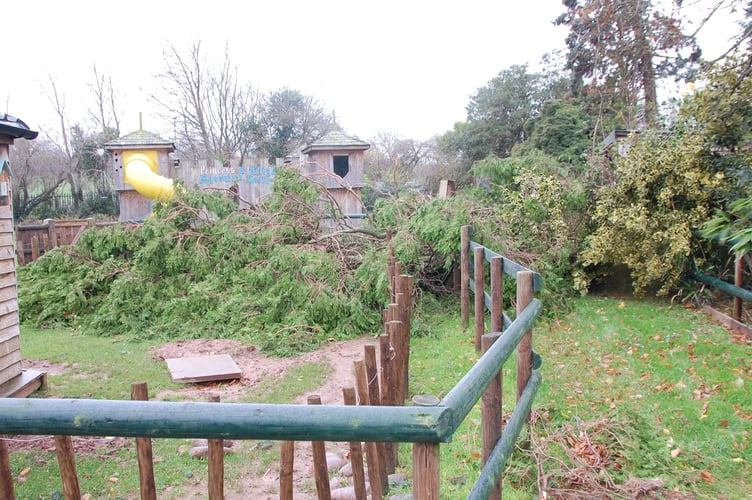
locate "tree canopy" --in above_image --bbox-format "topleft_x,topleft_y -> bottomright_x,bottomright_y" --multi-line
556,0 -> 700,131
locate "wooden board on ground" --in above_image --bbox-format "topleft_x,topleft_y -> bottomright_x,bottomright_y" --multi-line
702,305 -> 752,339
165,354 -> 242,383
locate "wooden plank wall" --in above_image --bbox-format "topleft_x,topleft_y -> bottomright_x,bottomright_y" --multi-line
118,191 -> 153,222
0,204 -> 21,385
306,150 -> 365,189
328,188 -> 365,215
16,218 -> 96,264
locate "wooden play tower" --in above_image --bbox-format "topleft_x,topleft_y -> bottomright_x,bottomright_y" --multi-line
299,130 -> 369,224
104,123 -> 176,221
0,114 -> 46,397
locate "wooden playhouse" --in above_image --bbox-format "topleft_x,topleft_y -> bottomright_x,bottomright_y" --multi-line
0,114 -> 46,397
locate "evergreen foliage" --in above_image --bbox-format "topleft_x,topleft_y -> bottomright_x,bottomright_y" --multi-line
576,129 -> 724,296
18,179 -> 385,356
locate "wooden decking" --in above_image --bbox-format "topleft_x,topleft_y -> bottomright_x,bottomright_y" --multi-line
0,369 -> 47,398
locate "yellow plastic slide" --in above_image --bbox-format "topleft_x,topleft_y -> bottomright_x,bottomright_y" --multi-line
123,152 -> 174,200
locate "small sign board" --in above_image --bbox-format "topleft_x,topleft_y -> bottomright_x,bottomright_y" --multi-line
165,354 -> 242,383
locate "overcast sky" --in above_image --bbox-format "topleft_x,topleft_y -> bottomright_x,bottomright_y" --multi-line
1,0 -> 743,142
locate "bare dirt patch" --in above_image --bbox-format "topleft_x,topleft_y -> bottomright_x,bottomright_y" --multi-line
151,336 -> 374,404
12,336 -> 379,499
21,358 -> 70,376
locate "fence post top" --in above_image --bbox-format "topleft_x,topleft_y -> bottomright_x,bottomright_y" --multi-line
412,395 -> 440,407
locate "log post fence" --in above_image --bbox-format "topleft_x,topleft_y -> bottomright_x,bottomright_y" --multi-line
0,225 -> 543,499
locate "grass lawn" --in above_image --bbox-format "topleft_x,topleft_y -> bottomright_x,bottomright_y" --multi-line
5,295 -> 751,499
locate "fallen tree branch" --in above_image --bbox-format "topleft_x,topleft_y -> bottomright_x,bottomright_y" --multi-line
309,228 -> 386,243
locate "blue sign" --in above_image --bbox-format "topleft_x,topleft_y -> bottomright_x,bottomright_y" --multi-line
199,166 -> 276,185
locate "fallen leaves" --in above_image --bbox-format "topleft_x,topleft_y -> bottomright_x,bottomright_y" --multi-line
700,400 -> 710,419
693,382 -> 721,400
732,405 -> 752,420
566,435 -> 612,467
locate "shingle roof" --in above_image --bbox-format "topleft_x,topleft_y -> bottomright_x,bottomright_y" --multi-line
0,114 -> 38,140
301,131 -> 370,153
104,129 -> 175,151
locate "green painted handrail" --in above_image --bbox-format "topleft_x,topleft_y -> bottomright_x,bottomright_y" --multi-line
0,298 -> 542,448
0,398 -> 452,443
469,277 -> 513,328
440,298 -> 542,430
469,240 -> 544,291
689,269 -> 752,302
467,369 -> 542,500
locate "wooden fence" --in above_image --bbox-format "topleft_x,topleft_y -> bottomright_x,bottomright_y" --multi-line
690,264 -> 752,339
0,225 -> 543,499
15,218 -> 116,265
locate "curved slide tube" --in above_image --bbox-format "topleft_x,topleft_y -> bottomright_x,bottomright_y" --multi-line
124,153 -> 174,201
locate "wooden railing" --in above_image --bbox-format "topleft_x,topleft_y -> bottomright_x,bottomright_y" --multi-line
690,266 -> 752,339
15,218 -> 117,265
0,225 -> 543,499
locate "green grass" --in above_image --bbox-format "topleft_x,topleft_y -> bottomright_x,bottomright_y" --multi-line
21,327 -> 180,399
9,326 -> 331,499
237,361 -> 332,404
405,296 -> 751,498
532,297 -> 752,498
6,296 -> 752,499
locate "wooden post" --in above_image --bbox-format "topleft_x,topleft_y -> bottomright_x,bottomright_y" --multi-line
474,246 -> 485,352
378,333 -> 393,407
30,236 -> 39,263
131,383 -> 156,500
364,344 -> 390,479
0,437 -> 15,500
208,393 -> 224,500
16,241 -> 24,266
379,333 -> 397,471
481,333 -> 503,500
413,443 -> 440,500
516,271 -> 534,406
45,219 -> 58,249
279,441 -> 295,500
54,435 -> 81,500
438,179 -> 456,199
354,360 -> 384,499
412,396 -> 440,500
307,395 -> 332,500
364,345 -> 381,407
387,320 -> 404,406
391,260 -> 402,305
491,257 -> 503,333
343,388 -> 368,500
461,225 -> 471,330
735,256 -> 743,322
388,246 -> 397,303
397,274 -> 414,402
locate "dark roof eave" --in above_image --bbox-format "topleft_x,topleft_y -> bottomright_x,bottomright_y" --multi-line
0,121 -> 38,141
103,142 -> 175,151
301,144 -> 370,154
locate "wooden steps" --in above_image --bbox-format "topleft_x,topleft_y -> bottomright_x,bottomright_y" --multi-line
0,368 -> 47,398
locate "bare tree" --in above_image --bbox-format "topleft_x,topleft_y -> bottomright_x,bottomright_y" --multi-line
88,64 -> 121,136
415,137 -> 470,193
155,42 -> 260,165
365,132 -> 427,193
46,75 -> 85,207
10,136 -> 67,221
